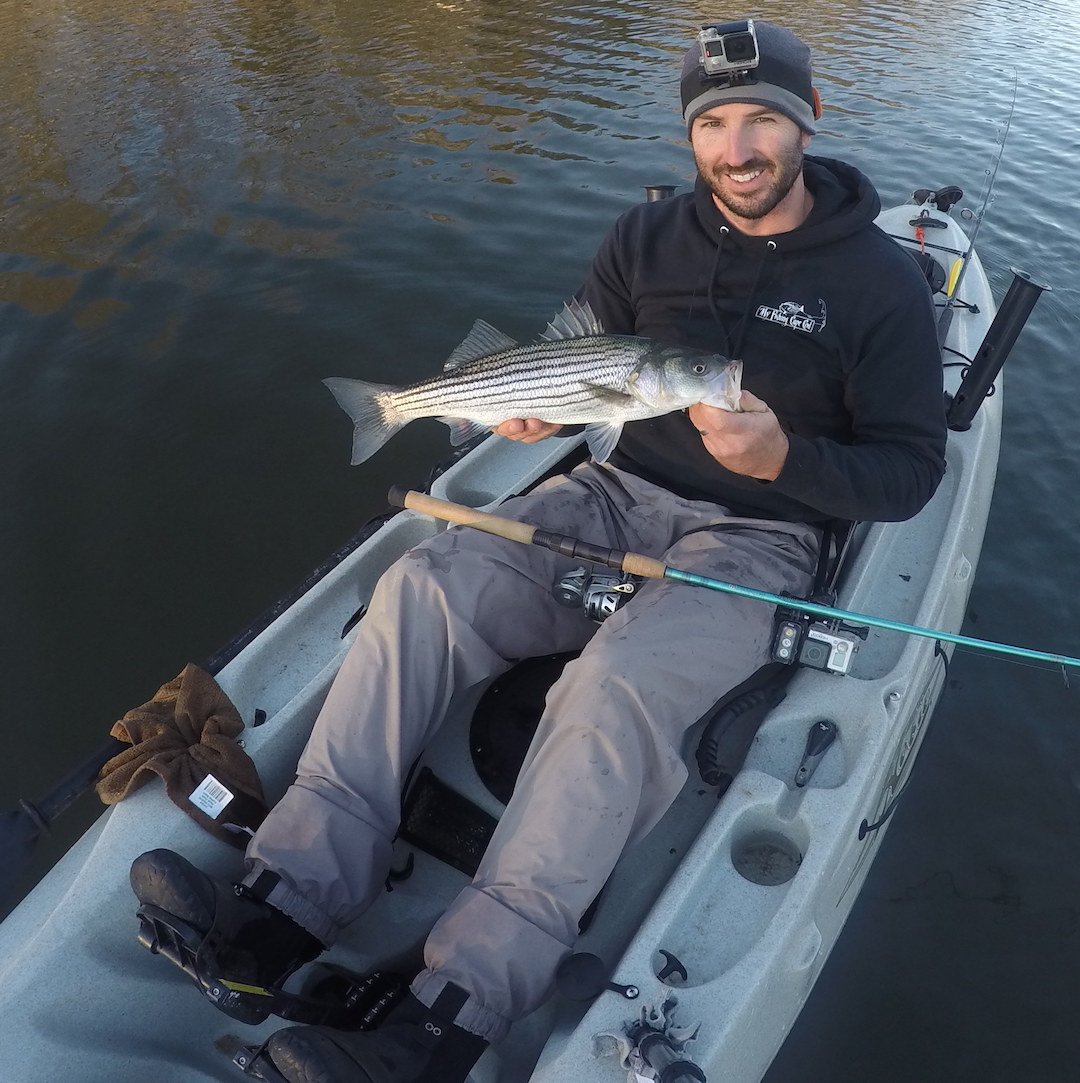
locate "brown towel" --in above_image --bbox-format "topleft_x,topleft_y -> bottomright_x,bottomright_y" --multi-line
96,663 -> 268,848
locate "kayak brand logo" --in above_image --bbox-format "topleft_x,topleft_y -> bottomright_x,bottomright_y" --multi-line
755,298 -> 827,334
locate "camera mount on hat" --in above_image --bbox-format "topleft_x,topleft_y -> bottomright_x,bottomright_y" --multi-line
697,19 -> 759,81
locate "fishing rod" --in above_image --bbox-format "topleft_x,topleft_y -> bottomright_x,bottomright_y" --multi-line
388,487 -> 1080,672
938,70 -> 1017,341
937,86 -> 1052,430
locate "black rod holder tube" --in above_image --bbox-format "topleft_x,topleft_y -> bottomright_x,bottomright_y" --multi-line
946,268 -> 1051,431
643,184 -> 677,202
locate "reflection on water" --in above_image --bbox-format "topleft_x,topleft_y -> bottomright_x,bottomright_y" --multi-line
1,0 -> 1079,1077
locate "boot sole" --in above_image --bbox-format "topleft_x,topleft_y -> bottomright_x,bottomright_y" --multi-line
268,1026 -> 385,1083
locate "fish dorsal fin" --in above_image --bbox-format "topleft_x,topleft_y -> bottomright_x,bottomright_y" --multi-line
540,299 -> 604,342
444,320 -> 519,371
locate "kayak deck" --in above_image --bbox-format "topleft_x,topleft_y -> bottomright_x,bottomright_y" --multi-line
0,202 -> 999,1082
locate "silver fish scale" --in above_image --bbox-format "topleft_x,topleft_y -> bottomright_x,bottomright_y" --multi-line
387,337 -> 653,422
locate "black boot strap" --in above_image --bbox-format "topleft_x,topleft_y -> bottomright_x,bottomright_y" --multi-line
415,984 -> 470,1049
237,868 -> 281,902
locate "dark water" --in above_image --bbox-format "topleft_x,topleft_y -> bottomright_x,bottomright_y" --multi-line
2,0 -> 1079,1077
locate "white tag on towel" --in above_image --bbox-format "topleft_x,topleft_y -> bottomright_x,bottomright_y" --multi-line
189,773 -> 235,820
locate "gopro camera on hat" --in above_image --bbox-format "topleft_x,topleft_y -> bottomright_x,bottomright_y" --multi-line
682,19 -> 820,135
698,19 -> 759,79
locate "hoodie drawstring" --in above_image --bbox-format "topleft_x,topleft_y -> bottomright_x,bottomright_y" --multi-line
706,228 -> 779,359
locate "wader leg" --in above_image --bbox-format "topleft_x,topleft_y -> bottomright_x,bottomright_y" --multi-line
243,467 -> 643,944
413,514 -> 819,1043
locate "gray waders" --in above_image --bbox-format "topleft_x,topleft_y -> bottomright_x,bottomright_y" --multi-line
244,462 -> 818,1042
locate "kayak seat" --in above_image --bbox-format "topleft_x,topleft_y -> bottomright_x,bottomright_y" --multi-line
469,652 -> 579,806
466,647 -> 791,808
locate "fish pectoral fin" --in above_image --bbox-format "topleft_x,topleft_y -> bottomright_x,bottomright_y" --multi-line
437,417 -> 491,447
581,381 -> 636,405
444,320 -> 518,370
539,299 -> 604,341
584,421 -> 624,464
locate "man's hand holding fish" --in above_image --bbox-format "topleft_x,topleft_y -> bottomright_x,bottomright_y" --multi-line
689,389 -> 790,481
492,417 -> 563,444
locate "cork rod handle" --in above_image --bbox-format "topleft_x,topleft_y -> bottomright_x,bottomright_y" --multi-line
386,486 -> 669,580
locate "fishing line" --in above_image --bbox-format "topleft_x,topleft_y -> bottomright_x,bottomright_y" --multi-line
949,645 -> 1073,685
940,68 -> 1018,331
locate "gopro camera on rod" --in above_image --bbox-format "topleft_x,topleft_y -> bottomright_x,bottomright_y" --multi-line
698,19 -> 759,79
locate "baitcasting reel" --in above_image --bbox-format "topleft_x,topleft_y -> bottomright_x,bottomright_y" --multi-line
553,565 -> 641,623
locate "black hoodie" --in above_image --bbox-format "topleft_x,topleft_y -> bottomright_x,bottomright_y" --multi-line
580,156 -> 946,524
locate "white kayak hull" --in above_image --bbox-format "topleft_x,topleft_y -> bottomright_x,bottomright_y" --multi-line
0,201 -> 999,1082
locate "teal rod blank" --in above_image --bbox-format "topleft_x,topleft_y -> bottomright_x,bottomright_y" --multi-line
664,567 -> 1080,670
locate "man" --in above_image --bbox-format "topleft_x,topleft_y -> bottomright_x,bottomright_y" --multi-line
131,20 -> 945,1082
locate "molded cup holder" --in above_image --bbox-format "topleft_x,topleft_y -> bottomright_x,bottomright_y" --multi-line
731,830 -> 802,886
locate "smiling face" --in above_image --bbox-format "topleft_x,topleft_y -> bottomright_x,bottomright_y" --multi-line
691,102 -> 813,235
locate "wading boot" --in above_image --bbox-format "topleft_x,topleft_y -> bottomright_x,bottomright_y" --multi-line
130,848 -> 323,1024
264,986 -> 488,1083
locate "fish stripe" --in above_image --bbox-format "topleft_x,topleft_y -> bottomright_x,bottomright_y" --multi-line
422,357 -> 634,385
431,351 -> 633,380
385,335 -> 653,419
402,372 -> 605,399
396,382 -> 624,408
394,367 -> 636,409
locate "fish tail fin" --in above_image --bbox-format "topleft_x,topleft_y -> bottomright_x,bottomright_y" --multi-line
322,377 -> 405,465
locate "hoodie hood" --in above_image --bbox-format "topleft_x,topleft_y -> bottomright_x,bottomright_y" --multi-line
694,155 -> 881,251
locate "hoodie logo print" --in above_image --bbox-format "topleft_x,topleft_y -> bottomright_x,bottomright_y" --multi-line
755,298 -> 827,334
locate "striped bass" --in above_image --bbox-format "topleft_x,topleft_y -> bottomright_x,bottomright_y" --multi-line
324,299 -> 742,465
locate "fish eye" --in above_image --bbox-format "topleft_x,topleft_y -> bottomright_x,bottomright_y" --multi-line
692,363 -> 707,374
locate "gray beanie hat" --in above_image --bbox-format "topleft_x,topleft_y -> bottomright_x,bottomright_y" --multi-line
681,20 -> 819,134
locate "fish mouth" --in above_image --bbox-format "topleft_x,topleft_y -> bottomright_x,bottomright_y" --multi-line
699,362 -> 743,412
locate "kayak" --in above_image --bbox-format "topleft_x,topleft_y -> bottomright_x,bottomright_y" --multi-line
0,192 -> 1011,1081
